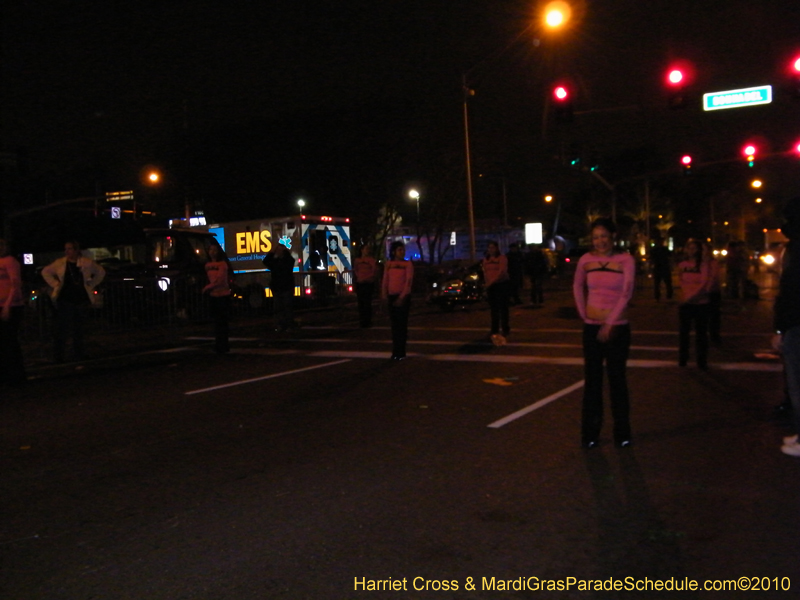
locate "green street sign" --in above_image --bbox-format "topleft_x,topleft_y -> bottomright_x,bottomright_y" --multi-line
703,85 -> 772,111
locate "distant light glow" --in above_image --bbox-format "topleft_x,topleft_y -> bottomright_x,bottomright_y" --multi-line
744,145 -> 756,156
668,70 -> 683,85
794,57 -> 800,72
681,155 -> 692,165
543,2 -> 571,28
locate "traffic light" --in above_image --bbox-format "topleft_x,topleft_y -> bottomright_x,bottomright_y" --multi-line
666,68 -> 687,109
743,144 -> 757,167
552,84 -> 574,123
681,155 -> 692,176
792,56 -> 800,98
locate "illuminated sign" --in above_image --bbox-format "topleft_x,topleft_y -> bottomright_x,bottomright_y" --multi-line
525,223 -> 543,245
106,190 -> 134,202
703,85 -> 772,111
110,206 -> 121,219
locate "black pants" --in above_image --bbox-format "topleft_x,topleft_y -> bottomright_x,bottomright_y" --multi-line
530,276 -> 544,304
582,323 -> 632,444
54,299 -> 89,362
209,295 -> 230,353
0,306 -> 26,385
653,270 -> 673,300
356,282 -> 375,328
388,294 -> 410,358
679,303 -> 709,368
487,280 -> 510,335
707,291 -> 721,343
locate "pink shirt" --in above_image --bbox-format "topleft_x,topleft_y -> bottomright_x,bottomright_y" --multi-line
482,255 -> 509,287
0,255 -> 24,308
382,260 -> 413,297
354,256 -> 377,283
204,261 -> 231,297
573,251 -> 635,325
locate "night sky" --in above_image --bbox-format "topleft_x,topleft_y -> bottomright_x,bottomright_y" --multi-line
2,0 -> 799,241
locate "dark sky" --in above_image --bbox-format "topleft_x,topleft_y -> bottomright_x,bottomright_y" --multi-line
2,0 -> 799,226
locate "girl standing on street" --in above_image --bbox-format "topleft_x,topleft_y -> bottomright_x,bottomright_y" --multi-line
483,241 -> 511,344
678,239 -> 711,369
203,242 -> 232,354
573,218 -> 636,448
381,241 -> 413,360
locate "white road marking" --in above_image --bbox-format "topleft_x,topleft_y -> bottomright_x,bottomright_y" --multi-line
299,338 -> 674,352
306,350 -> 782,371
185,359 -> 351,395
488,380 -> 586,429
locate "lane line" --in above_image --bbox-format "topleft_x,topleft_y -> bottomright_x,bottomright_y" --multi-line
298,338 -> 675,352
488,380 -> 586,429
185,359 -> 352,396
306,350 -> 782,371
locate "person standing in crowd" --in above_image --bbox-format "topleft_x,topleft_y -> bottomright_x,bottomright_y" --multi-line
41,240 -> 105,363
526,244 -> 549,306
573,218 -> 635,448
483,241 -> 510,344
703,241 -> 722,345
381,241 -> 413,361
726,240 -> 747,299
506,242 -> 524,305
773,198 -> 800,457
262,240 -> 297,332
0,239 -> 26,386
677,238 -> 711,370
353,244 -> 378,328
650,236 -> 673,301
203,242 -> 232,354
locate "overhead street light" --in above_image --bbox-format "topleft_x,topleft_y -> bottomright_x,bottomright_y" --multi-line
461,2 -> 572,262
408,188 -> 420,222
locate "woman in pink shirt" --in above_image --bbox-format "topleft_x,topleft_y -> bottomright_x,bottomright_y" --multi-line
678,238 -> 711,369
573,219 -> 635,448
381,241 -> 413,360
203,242 -> 232,354
0,238 -> 26,386
482,241 -> 510,342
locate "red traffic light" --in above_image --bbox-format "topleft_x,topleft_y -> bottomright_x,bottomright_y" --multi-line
743,144 -> 756,157
681,155 -> 692,165
553,86 -> 569,101
793,56 -> 800,73
668,70 -> 684,86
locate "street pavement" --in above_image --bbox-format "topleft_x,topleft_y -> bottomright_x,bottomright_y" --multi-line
3,273 -> 800,599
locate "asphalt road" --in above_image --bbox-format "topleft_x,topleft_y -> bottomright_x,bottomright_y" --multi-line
3,277 -> 800,599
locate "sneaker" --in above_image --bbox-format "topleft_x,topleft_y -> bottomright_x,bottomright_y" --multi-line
783,434 -> 798,445
581,440 -> 599,449
781,440 -> 800,457
615,439 -> 632,448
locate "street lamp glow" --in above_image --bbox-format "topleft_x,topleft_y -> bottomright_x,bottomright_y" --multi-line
408,189 -> 420,200
755,197 -> 763,203
297,198 -> 306,209
543,1 -> 571,28
544,195 -> 553,202
148,171 -> 160,183
751,179 -> 762,188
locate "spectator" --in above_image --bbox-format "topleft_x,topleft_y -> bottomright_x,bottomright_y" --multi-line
0,238 -> 26,386
506,243 -> 524,305
774,198 -> 800,457
526,245 -> 549,305
263,241 -> 298,332
650,236 -> 673,301
41,240 -> 105,362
